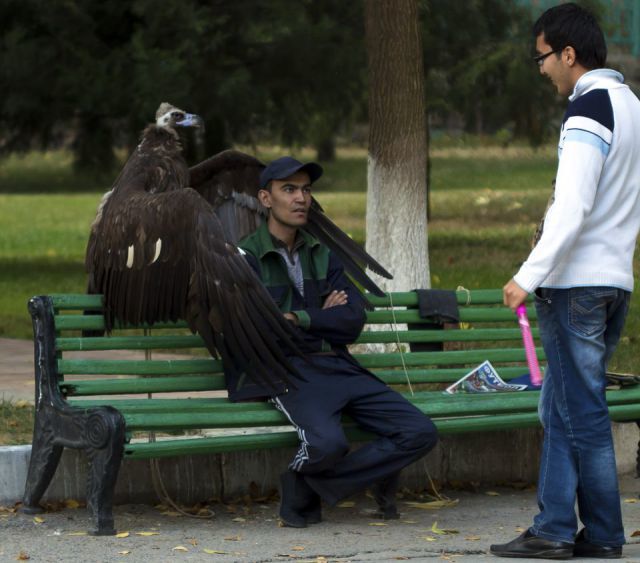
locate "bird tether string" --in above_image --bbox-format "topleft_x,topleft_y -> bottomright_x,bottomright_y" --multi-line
456,285 -> 471,306
387,293 -> 414,397
144,328 -> 214,519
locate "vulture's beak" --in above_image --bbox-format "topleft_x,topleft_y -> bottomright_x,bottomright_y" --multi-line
176,113 -> 204,131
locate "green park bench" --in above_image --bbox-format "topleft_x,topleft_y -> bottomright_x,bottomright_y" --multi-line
21,289 -> 640,535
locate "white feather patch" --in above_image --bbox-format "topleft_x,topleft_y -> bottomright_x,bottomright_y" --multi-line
126,245 -> 135,269
237,246 -> 246,255
150,238 -> 162,264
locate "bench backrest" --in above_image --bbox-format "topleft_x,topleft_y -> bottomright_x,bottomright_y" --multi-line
37,289 -> 542,399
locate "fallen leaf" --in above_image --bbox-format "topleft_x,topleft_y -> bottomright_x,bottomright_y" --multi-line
224,536 -> 241,542
136,531 -> 159,536
631,530 -> 640,537
514,526 -> 525,532
64,499 -> 81,509
400,520 -> 417,524
291,546 -> 305,551
67,532 -> 88,536
172,546 -> 189,552
368,522 -> 387,526
188,538 -> 198,546
624,498 -> 638,504
485,491 -> 500,496
431,521 -> 459,535
203,549 -> 227,554
231,517 -> 245,523
33,517 -> 44,524
16,552 -> 30,561
117,551 -> 130,556
465,535 -> 481,541
115,532 -> 130,538
405,499 -> 459,510
422,536 -> 437,542
337,501 -> 355,508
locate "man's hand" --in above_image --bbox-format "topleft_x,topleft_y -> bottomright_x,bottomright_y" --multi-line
503,279 -> 529,312
283,312 -> 299,326
323,290 -> 348,309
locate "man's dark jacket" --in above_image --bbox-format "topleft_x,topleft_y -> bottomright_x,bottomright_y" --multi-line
229,222 -> 368,401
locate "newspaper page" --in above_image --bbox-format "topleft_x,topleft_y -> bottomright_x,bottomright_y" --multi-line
445,360 -> 528,394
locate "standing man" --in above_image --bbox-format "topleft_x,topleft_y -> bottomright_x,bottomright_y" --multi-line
235,156 -> 438,528
495,3 -> 640,560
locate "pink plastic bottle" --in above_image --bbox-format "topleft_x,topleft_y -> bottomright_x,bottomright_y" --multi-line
516,303 -> 542,387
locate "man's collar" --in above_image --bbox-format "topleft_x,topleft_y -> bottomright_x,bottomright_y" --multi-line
569,68 -> 624,101
270,231 -> 306,253
253,222 -> 320,259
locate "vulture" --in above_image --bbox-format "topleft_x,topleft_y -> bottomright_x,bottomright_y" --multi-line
86,102 -> 392,390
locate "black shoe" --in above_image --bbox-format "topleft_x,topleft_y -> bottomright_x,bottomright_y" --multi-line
574,529 -> 622,559
301,494 -> 322,524
279,471 -> 319,528
371,473 -> 400,520
490,530 -> 574,559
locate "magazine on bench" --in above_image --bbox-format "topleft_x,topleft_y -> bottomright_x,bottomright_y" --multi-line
445,360 -> 528,394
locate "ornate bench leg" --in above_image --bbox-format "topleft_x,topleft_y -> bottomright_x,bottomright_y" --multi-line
21,411 -> 64,513
85,409 -> 126,536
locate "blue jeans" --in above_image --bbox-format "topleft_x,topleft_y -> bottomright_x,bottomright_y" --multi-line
532,286 -> 630,546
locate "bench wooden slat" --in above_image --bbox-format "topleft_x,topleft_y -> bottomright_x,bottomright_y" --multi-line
61,375 -> 226,395
374,366 -> 529,383
365,308 -> 537,323
49,289 -> 512,311
54,308 -> 537,332
67,386 -> 640,416
57,347 -> 543,376
58,358 -> 224,375
56,335 -> 204,351
354,347 -> 545,368
107,387 -> 640,431
120,402 -> 640,460
55,327 -> 539,352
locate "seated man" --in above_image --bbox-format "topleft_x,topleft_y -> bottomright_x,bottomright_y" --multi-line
234,156 -> 438,528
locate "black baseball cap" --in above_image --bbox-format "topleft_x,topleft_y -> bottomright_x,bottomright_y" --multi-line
259,156 -> 323,189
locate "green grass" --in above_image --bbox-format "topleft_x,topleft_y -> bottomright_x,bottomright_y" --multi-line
0,399 -> 34,445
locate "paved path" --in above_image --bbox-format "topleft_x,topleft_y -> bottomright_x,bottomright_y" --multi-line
2,477 -> 640,562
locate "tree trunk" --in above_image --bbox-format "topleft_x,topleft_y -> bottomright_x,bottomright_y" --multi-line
364,0 -> 429,292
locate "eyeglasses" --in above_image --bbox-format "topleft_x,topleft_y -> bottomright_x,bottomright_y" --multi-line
533,49 -> 561,67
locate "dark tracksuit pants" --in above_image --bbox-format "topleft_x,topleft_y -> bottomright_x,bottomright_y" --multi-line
271,354 -> 438,505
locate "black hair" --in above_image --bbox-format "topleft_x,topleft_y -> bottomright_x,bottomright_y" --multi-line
533,2 -> 606,69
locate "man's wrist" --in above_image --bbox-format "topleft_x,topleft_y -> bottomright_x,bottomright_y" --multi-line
283,312 -> 299,326
291,310 -> 311,329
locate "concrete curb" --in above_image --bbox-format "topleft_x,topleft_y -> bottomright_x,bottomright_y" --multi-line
2,422 -> 638,505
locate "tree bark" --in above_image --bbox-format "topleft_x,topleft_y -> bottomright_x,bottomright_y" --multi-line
364,0 -> 429,292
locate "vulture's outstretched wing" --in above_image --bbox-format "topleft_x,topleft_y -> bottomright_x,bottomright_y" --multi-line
304,199 -> 392,297
190,150 -> 393,296
86,187 -> 303,390
190,150 -> 267,243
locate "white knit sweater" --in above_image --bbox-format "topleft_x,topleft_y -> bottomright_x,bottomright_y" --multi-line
514,69 -> 640,293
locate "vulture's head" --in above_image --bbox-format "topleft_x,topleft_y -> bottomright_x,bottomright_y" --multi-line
155,102 -> 204,132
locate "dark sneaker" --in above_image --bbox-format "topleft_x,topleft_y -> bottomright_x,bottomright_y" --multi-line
574,529 -> 622,559
490,530 -> 573,559
371,473 -> 400,520
279,471 -> 319,528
